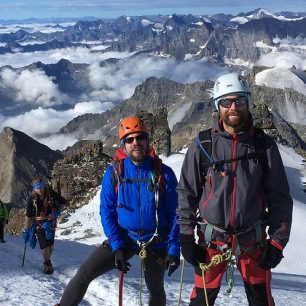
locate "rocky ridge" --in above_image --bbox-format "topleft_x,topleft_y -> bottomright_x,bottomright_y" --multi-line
57,68 -> 306,158
0,127 -> 62,209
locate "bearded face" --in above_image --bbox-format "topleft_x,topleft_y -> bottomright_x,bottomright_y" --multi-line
123,132 -> 149,164
218,95 -> 249,132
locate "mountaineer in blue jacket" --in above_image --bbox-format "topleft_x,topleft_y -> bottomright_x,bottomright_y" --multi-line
56,116 -> 180,306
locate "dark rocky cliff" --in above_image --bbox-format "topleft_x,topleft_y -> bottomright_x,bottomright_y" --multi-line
0,127 -> 62,208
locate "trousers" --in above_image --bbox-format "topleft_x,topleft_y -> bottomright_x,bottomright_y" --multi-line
189,245 -> 275,306
59,243 -> 167,306
0,218 -> 5,240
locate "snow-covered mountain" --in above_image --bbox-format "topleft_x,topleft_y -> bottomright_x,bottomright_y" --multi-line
1,145 -> 306,305
231,8 -> 306,24
0,10 -> 305,143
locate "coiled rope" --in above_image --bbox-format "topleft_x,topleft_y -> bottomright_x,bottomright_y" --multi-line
198,250 -> 234,306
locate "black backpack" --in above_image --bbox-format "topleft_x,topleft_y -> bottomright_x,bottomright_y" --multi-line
196,127 -> 268,180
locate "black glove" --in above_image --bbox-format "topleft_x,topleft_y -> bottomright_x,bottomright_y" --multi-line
258,240 -> 284,270
5,220 -> 8,224
165,254 -> 180,276
114,248 -> 131,273
180,234 -> 205,266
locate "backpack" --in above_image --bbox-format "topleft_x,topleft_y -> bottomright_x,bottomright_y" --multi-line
196,127 -> 268,180
111,147 -> 165,196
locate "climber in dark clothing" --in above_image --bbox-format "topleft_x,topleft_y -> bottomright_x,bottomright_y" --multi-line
23,177 -> 66,274
177,73 -> 293,306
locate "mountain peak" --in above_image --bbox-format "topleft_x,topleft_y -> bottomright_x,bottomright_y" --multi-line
0,127 -> 62,208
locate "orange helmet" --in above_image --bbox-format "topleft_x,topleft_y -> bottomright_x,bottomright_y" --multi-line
118,116 -> 148,140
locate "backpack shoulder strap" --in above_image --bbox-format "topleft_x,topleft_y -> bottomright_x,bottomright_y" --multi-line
111,159 -> 124,194
197,128 -> 212,180
152,155 -> 165,197
253,127 -> 268,174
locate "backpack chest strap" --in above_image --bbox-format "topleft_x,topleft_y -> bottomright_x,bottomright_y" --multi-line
121,178 -> 152,184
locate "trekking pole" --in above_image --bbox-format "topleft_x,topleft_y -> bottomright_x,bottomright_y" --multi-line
118,271 -> 124,306
21,242 -> 27,268
177,259 -> 185,306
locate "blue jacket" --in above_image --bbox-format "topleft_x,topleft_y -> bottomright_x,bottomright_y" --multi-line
100,156 -> 180,257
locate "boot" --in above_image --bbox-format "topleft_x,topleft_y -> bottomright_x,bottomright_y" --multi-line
0,239 -> 6,243
43,260 -> 54,274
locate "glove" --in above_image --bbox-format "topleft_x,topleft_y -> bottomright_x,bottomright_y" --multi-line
114,248 -> 131,273
258,240 -> 284,270
180,234 -> 205,266
5,220 -> 8,224
165,254 -> 180,276
42,222 -> 54,240
51,209 -> 61,219
29,227 -> 37,249
22,228 -> 30,243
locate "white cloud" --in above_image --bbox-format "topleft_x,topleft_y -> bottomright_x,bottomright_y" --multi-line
0,68 -> 70,107
256,51 -> 306,70
0,101 -> 114,140
0,46 -> 133,68
38,133 -> 81,151
87,55 -> 228,102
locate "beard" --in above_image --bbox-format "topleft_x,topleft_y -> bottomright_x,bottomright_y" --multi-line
127,146 -> 148,163
222,110 -> 248,130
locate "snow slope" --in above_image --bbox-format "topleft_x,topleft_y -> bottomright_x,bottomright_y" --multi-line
0,145 -> 306,306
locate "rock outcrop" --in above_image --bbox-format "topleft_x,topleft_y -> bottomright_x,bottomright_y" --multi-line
50,140 -> 112,209
137,108 -> 171,156
0,127 -> 62,208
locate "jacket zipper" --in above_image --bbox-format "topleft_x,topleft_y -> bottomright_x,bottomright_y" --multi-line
137,167 -> 142,232
230,134 -> 238,228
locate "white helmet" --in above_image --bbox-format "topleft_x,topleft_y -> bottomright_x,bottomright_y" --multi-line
213,72 -> 250,110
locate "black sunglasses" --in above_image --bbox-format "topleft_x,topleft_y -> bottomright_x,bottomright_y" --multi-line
218,96 -> 248,108
124,134 -> 147,144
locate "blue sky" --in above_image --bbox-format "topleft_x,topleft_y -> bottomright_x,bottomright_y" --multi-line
0,0 -> 305,20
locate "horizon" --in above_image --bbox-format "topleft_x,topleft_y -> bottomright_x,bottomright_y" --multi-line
0,0 -> 305,21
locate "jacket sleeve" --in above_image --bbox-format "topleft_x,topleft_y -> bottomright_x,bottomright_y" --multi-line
50,190 -> 66,209
25,196 -> 35,218
163,165 -> 180,257
263,136 -> 293,248
176,140 -> 205,235
100,165 -> 126,252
